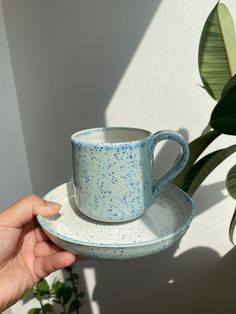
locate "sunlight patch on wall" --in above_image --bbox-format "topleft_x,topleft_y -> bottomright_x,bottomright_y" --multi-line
83,268 -> 100,314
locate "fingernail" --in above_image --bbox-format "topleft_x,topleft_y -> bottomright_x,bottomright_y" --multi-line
46,201 -> 61,209
33,202 -> 61,217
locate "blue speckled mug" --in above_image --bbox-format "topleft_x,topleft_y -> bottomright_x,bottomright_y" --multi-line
71,127 -> 189,223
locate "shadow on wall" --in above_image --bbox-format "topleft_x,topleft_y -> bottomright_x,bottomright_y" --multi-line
83,244 -> 236,314
76,127 -> 231,314
2,0 -> 163,197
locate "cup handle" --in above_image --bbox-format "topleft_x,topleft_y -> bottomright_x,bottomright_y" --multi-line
152,130 -> 189,199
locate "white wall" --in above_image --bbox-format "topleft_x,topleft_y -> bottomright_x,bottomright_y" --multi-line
0,1 -> 32,210
2,0 -> 161,197
2,0 -> 236,313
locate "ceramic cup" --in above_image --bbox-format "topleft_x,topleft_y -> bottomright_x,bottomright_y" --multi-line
71,127 -> 189,223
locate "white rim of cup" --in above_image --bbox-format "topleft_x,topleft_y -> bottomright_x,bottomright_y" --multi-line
71,127 -> 152,147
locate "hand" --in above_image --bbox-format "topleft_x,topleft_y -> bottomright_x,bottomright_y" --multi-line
0,195 -> 77,311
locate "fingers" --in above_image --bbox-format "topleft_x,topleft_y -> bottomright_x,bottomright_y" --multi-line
34,241 -> 63,257
0,194 -> 61,227
34,229 -> 88,262
35,227 -> 49,242
34,236 -> 88,262
34,200 -> 61,218
34,252 -> 76,278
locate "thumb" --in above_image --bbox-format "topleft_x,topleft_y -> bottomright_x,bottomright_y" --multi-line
0,194 -> 61,227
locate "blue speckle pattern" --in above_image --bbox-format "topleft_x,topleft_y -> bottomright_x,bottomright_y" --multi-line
71,127 -> 189,222
37,181 -> 196,261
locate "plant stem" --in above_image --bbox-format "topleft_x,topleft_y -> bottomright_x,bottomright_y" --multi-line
39,299 -> 46,314
72,280 -> 79,314
51,293 -> 68,314
70,269 -> 79,314
60,298 -> 68,314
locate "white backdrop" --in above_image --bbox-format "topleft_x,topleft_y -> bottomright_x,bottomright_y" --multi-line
0,1 -> 32,210
1,0 -> 236,313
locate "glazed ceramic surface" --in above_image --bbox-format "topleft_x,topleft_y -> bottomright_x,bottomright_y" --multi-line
37,181 -> 196,260
71,127 -> 189,222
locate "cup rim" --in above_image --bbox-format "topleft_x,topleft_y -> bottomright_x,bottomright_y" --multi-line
71,127 -> 152,146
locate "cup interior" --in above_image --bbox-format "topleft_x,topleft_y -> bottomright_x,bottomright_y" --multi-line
72,127 -> 151,144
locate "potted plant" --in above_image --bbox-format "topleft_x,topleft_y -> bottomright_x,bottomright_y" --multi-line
21,265 -> 85,314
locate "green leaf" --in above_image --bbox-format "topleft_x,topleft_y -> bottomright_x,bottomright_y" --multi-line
28,308 -> 41,314
35,291 -> 42,301
210,82 -> 236,135
229,206 -> 236,244
201,123 -> 212,135
77,291 -> 85,298
180,145 -> 236,196
56,286 -> 65,299
43,303 -> 53,312
69,299 -> 82,313
36,279 -> 50,295
21,288 -> 34,300
52,279 -> 64,295
226,164 -> 236,199
62,286 -> 73,304
71,273 -> 79,280
54,284 -> 73,304
172,130 -> 220,187
221,73 -> 236,97
198,2 -> 236,100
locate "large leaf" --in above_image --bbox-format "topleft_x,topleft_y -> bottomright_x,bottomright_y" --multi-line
172,130 -> 220,187
226,164 -> 236,199
201,123 -> 212,135
198,3 -> 236,100
221,73 -> 236,97
210,83 -> 236,135
179,145 -> 236,196
229,206 -> 236,244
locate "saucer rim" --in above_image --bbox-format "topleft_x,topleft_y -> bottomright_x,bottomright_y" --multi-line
37,182 -> 196,249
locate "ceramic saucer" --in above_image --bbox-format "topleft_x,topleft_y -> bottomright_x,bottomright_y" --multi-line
37,181 -> 196,260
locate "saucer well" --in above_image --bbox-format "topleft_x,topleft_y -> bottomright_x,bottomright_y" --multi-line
37,181 -> 196,260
